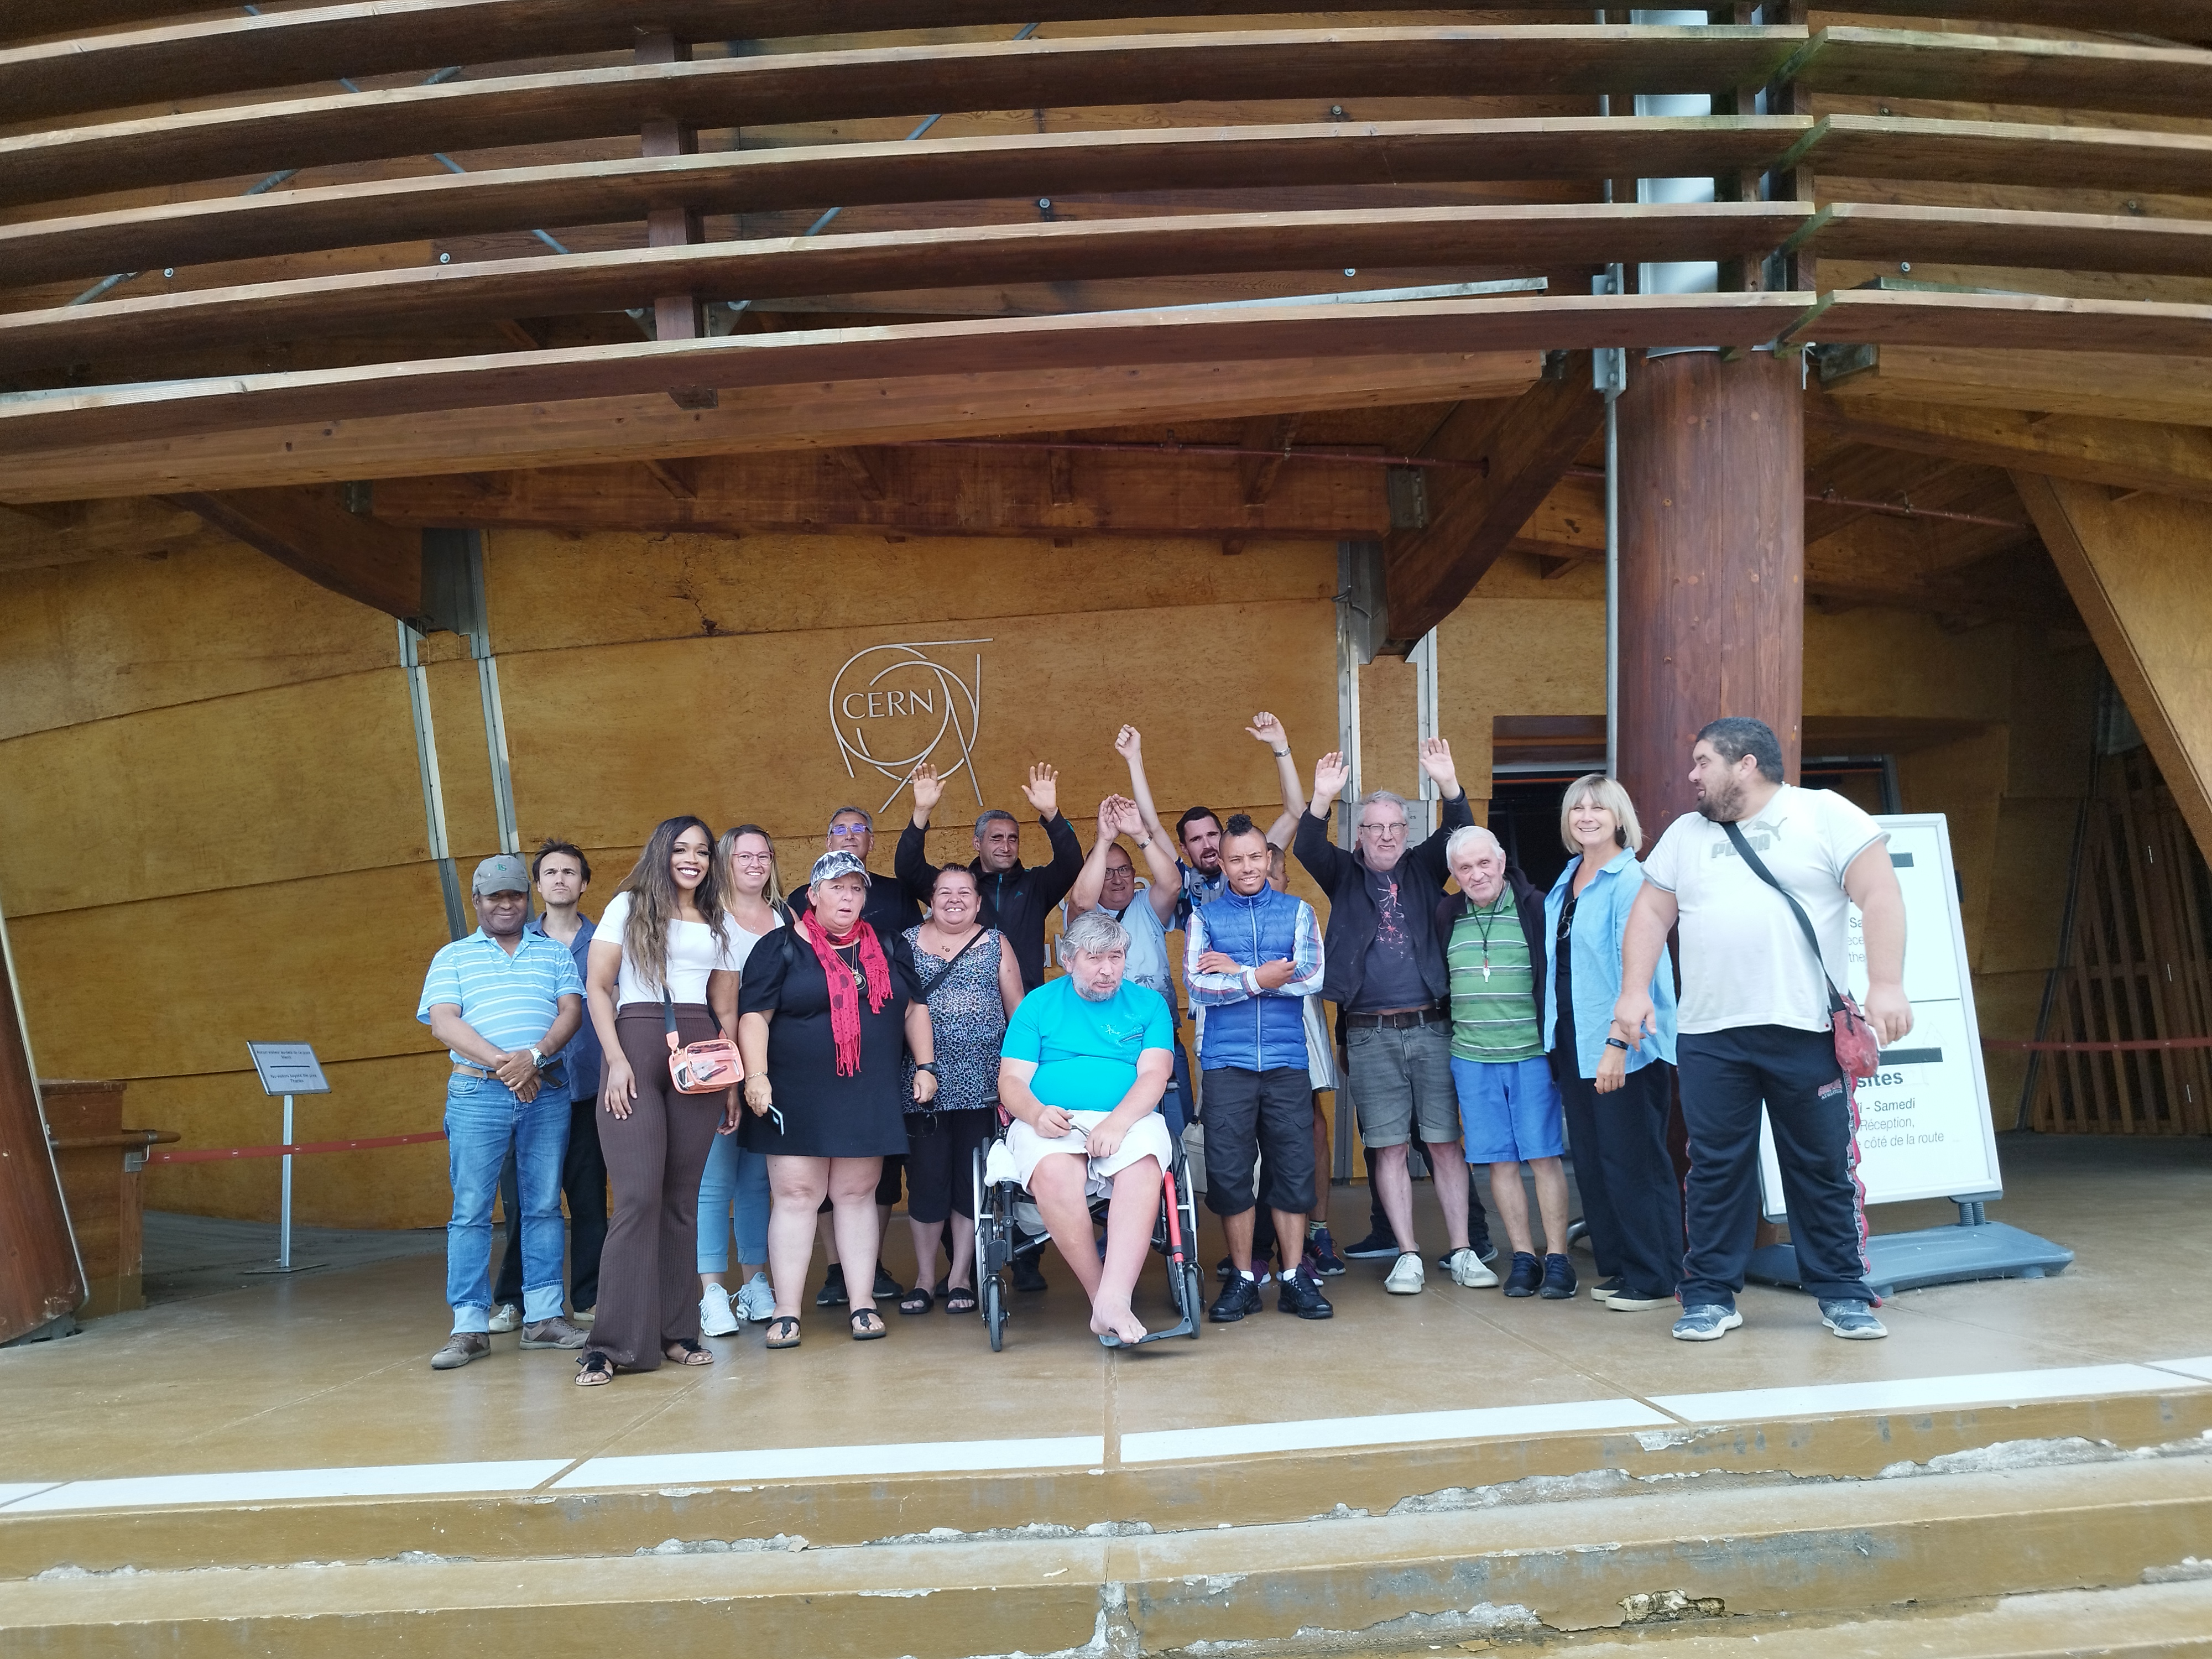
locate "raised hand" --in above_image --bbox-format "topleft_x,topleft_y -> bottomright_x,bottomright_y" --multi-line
1244,712 -> 1287,749
1417,735 -> 1460,795
1311,750 -> 1352,807
910,763 -> 944,815
1113,724 -> 1142,763
1106,795 -> 1144,838
1021,762 -> 1061,819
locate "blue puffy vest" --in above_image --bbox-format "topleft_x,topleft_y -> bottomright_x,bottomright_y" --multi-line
1195,884 -> 1311,1074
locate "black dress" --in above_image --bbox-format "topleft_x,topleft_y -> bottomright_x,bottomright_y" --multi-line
736,926 -> 920,1159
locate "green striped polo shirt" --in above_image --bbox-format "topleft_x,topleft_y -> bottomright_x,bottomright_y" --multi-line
1447,894 -> 1543,1063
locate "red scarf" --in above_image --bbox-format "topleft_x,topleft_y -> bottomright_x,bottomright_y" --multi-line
800,910 -> 890,1076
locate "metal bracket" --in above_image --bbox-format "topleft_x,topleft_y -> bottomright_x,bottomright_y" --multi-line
1384,466 -> 1428,530
1813,341 -> 1879,384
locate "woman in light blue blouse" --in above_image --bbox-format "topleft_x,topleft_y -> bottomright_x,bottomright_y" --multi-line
1543,775 -> 1682,1313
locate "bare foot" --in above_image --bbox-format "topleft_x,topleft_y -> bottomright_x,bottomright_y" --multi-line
1089,1302 -> 1148,1345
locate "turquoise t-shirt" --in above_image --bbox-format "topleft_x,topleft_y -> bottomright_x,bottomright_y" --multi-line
1001,977 -> 1173,1113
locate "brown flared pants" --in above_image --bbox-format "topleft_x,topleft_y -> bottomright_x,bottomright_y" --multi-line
595,1005 -> 724,1370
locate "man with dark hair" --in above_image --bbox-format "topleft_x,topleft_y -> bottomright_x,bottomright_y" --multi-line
487,838 -> 609,1330
792,805 -> 920,938
898,761 -> 1083,990
1188,815 -> 1332,1322
1618,716 -> 1913,1344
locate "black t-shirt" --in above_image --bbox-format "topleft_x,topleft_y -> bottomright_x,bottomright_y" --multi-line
1353,862 -> 1431,1012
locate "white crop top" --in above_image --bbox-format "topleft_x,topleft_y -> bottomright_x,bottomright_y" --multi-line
597,890 -> 746,1006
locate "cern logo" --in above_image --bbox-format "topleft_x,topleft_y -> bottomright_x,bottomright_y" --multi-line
829,639 -> 989,815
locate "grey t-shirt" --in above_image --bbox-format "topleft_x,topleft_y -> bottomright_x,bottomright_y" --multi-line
1353,863 -> 1431,1012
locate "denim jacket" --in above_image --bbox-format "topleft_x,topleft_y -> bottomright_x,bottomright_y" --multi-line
1542,849 -> 1678,1079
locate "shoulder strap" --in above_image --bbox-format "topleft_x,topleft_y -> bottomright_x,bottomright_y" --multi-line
916,926 -> 990,1002
1720,820 -> 1844,1013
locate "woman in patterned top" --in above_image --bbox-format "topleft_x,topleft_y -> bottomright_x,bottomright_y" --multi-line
895,865 -> 1024,1316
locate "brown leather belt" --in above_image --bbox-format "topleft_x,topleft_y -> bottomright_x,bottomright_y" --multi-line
453,1061 -> 564,1084
1344,1006 -> 1447,1030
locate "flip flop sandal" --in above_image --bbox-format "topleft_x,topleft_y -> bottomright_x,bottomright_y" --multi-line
849,1310 -> 888,1341
898,1286 -> 935,1316
575,1351 -> 615,1387
943,1285 -> 978,1316
664,1338 -> 714,1366
765,1317 -> 801,1350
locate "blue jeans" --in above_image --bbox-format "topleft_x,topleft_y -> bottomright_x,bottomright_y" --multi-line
445,1076 -> 569,1331
696,1126 -> 770,1273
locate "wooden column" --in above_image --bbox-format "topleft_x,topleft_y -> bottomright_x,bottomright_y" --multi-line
1616,348 -> 1805,843
638,32 -> 705,343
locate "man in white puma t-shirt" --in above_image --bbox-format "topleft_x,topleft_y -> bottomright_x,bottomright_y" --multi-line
1615,717 -> 1912,1345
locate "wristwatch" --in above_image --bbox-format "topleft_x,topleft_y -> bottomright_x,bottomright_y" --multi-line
1272,748 -> 1290,758
1604,1037 -> 1630,1052
914,1061 -> 941,1077
526,1046 -> 545,1068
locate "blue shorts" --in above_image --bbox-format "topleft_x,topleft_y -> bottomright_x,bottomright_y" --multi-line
1452,1056 -> 1564,1165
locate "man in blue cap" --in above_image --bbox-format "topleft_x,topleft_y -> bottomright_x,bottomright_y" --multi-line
416,854 -> 586,1370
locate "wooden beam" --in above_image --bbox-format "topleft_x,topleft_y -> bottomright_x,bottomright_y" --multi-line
1801,203 -> 2212,281
1786,290 -> 2212,357
0,117 -> 1813,290
1792,26 -> 2212,119
1820,345 -> 2212,429
0,26 -> 1808,211
159,486 -> 423,621
1239,414 -> 1302,507
1808,394 -> 2212,505
0,497 -> 221,571
375,446 -> 1391,537
1382,368 -> 1607,646
0,202 -> 1814,378
0,349 -> 1543,502
0,293 -> 1808,461
639,457 -> 698,500
1798,114 -> 2212,199
2015,473 -> 2212,862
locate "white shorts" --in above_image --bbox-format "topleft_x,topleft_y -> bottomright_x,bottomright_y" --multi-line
1003,1110 -> 1176,1199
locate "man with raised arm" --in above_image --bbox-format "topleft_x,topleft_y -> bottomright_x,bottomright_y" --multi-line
1295,739 -> 1491,1297
898,761 -> 1084,992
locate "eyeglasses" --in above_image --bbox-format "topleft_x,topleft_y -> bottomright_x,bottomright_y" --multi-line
733,852 -> 775,864
1358,822 -> 1408,838
826,825 -> 868,840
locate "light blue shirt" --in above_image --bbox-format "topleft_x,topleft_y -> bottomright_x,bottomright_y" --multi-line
1542,849 -> 1678,1079
1002,977 -> 1173,1114
418,928 -> 584,1065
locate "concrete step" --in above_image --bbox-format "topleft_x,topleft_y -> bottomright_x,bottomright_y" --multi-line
3,1440 -> 2207,1656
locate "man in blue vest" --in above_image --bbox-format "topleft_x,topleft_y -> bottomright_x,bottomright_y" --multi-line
1187,815 -> 1331,1321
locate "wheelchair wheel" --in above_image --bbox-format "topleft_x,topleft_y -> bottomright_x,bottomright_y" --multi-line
1181,1261 -> 1204,1339
984,1272 -> 1006,1352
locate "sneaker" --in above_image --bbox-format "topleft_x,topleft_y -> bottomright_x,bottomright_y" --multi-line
1672,1304 -> 1744,1342
1342,1228 -> 1400,1261
1306,1225 -> 1346,1277
1208,1274 -> 1263,1323
1540,1254 -> 1578,1300
1437,1240 -> 1501,1272
430,1332 -> 491,1370
1820,1300 -> 1888,1340
521,1317 -> 588,1350
570,1306 -> 595,1326
1590,1276 -> 1625,1302
1276,1269 -> 1334,1319
873,1265 -> 904,1301
1384,1251 -> 1425,1295
1215,1252 -> 1272,1288
735,1271 -> 776,1323
1011,1250 -> 1048,1293
1443,1247 -> 1498,1289
699,1284 -> 740,1337
1605,1290 -> 1677,1312
1501,1251 -> 1542,1298
487,1303 -> 520,1334
815,1265 -> 848,1308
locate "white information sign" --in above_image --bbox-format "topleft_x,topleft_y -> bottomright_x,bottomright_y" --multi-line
1759,814 -> 2002,1218
246,1041 -> 330,1097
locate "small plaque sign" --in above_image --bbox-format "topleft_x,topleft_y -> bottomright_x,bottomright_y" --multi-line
246,1041 -> 330,1097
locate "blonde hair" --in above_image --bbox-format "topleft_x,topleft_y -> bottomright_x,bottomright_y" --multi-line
718,823 -> 786,909
1558,774 -> 1643,854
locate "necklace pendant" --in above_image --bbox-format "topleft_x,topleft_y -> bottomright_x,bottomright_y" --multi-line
1481,961 -> 1492,982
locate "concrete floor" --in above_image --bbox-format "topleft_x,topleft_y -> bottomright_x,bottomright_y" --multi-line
1,1132 -> 2205,1494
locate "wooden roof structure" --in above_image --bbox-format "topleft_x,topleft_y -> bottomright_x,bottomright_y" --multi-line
3,1 -> 2209,640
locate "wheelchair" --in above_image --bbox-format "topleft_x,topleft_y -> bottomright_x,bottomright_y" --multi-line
970,1108 -> 1204,1353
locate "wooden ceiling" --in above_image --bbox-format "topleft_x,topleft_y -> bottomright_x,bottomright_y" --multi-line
2,1 -> 2209,639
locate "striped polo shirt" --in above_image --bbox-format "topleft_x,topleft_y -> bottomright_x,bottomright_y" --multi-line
417,928 -> 584,1062
1447,894 -> 1543,1063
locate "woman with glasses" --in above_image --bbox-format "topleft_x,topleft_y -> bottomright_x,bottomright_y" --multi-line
894,865 -> 1024,1317
696,826 -> 787,1337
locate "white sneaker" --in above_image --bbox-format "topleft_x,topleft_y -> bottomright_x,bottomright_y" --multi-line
1444,1247 -> 1499,1289
735,1271 -> 776,1323
1384,1251 -> 1426,1295
698,1283 -> 740,1337
487,1302 -> 520,1334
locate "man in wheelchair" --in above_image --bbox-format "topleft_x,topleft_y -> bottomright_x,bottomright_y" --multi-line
998,909 -> 1178,1347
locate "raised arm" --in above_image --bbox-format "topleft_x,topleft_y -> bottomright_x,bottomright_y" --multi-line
1405,736 -> 1474,884
896,764 -> 945,901
1114,724 -> 1169,843
1246,712 -> 1306,848
1294,750 -> 1357,887
1066,795 -> 1124,918
1128,800 -> 1183,925
1021,763 -> 1086,905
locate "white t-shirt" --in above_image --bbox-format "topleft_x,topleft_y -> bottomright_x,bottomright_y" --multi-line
1640,785 -> 1887,1036
597,889 -> 747,1006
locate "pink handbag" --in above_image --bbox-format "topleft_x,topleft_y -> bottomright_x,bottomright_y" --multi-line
662,991 -> 740,1094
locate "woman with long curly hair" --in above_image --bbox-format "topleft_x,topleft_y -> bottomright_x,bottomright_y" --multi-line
577,816 -> 744,1386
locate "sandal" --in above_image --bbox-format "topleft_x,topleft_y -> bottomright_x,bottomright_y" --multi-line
849,1308 -> 887,1341
575,1350 -> 615,1387
664,1338 -> 713,1366
943,1284 -> 978,1316
765,1316 -> 801,1350
898,1285 -> 935,1316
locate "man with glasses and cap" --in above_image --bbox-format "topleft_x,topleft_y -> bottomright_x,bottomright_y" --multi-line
416,854 -> 587,1370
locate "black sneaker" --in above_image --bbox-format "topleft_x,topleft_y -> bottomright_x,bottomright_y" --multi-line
1011,1251 -> 1047,1293
1501,1251 -> 1542,1298
1215,1250 -> 1272,1286
873,1265 -> 904,1301
1540,1253 -> 1578,1300
1305,1225 -> 1347,1277
1342,1228 -> 1400,1261
1208,1274 -> 1263,1323
1276,1269 -> 1334,1320
814,1264 -> 848,1308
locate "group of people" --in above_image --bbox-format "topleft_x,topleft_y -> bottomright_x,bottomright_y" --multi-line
416,707 -> 1912,1379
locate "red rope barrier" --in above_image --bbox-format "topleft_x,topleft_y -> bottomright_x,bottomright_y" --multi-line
1981,1036 -> 2212,1053
150,1130 -> 448,1164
